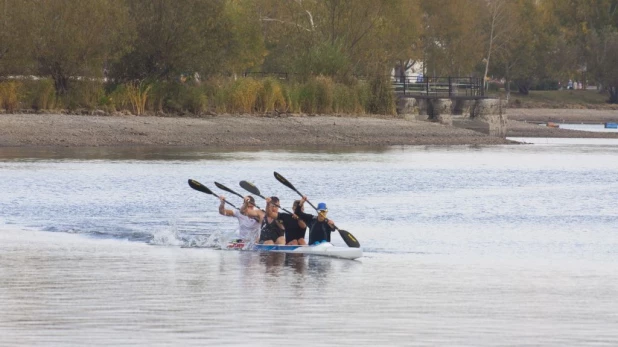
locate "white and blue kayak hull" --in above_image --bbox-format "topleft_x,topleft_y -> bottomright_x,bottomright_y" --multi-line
229,241 -> 362,260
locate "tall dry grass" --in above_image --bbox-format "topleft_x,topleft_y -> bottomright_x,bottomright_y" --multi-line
256,78 -> 287,112
229,78 -> 261,113
126,81 -> 152,115
4,74 -> 393,116
0,81 -> 21,112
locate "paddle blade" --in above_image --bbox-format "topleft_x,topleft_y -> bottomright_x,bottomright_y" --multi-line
274,171 -> 297,192
239,180 -> 261,196
215,181 -> 243,199
188,179 -> 214,195
337,229 -> 361,248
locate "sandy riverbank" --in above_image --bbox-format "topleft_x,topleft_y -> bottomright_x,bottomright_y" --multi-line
507,108 -> 618,138
1,109 -> 617,148
0,113 -> 511,147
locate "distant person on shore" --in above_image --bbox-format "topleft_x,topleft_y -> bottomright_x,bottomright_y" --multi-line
294,196 -> 336,245
243,196 -> 286,245
567,79 -> 573,90
219,195 -> 260,242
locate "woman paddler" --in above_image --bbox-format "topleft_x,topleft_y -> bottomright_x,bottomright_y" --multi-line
243,196 -> 286,245
294,196 -> 336,245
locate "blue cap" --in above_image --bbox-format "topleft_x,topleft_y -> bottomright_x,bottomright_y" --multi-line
317,202 -> 327,211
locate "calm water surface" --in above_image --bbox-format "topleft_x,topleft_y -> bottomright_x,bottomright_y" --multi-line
1,142 -> 617,346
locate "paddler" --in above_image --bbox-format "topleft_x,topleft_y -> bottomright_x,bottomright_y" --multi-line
294,196 -> 336,245
219,195 -> 260,243
282,200 -> 308,245
243,196 -> 286,245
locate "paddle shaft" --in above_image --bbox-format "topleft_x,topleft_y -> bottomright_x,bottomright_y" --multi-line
247,191 -> 293,215
215,181 -> 261,209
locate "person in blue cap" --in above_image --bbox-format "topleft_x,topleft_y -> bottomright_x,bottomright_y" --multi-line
294,196 -> 336,245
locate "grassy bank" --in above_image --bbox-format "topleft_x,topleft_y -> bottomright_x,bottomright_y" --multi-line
0,75 -> 396,116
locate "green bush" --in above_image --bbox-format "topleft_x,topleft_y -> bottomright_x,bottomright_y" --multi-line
28,79 -> 57,110
367,75 -> 395,115
107,83 -> 131,112
65,80 -> 105,110
530,79 -> 560,91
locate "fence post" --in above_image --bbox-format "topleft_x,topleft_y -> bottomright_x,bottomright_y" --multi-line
448,77 -> 452,97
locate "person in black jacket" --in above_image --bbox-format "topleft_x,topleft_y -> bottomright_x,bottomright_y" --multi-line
281,200 -> 308,245
295,196 -> 336,245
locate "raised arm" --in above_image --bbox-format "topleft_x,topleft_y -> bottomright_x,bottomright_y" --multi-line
295,195 -> 313,224
242,196 -> 264,220
218,196 -> 235,216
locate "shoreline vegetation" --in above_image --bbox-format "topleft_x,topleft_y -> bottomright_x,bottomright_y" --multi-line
2,80 -> 618,148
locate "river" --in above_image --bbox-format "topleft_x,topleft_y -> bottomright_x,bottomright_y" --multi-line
1,141 -> 617,346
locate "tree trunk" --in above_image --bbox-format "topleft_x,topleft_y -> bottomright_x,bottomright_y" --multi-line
608,86 -> 618,104
52,74 -> 69,96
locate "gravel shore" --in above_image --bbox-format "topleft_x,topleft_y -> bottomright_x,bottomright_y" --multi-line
1,109 -> 617,148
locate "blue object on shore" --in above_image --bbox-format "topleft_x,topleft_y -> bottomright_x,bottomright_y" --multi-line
605,122 -> 618,129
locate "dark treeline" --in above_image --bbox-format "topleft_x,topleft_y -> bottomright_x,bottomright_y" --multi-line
1,0 -> 618,115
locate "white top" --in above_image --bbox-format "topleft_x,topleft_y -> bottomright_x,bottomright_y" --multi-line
233,209 -> 260,240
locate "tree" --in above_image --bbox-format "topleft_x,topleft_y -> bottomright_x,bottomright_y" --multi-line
481,0 -> 522,86
29,0 -> 132,94
256,0 -> 423,79
0,0 -> 35,75
222,0 -> 266,77
420,0 -> 485,77
110,0 -> 230,81
545,0 -> 618,101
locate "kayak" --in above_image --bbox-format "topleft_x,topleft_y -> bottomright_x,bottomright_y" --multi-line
226,241 -> 362,260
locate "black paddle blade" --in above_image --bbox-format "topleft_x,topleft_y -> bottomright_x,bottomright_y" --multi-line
274,171 -> 297,192
337,229 -> 361,248
239,180 -> 261,197
188,179 -> 214,195
215,182 -> 244,199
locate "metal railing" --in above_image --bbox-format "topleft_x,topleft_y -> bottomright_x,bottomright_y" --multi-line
392,76 -> 485,98
240,72 -> 485,98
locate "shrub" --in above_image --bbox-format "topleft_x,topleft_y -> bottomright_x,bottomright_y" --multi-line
229,78 -> 261,113
367,75 -> 395,115
126,81 -> 151,115
66,80 -> 105,110
256,77 -> 287,112
19,79 -> 57,110
0,81 -> 21,112
314,76 -> 334,114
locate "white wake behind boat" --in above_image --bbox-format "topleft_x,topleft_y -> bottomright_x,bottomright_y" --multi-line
227,241 -> 362,260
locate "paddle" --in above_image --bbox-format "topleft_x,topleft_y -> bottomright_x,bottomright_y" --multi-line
239,180 -> 293,214
215,181 -> 262,209
273,172 -> 360,248
188,179 -> 239,210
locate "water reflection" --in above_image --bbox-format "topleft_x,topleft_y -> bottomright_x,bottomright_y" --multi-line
0,145 -> 395,161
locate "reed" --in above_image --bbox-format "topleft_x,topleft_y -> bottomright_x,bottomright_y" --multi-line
107,84 -> 131,112
229,78 -> 261,113
67,80 -> 104,110
0,81 -> 21,112
126,81 -> 152,115
332,84 -> 364,114
256,78 -> 286,112
314,76 -> 334,114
